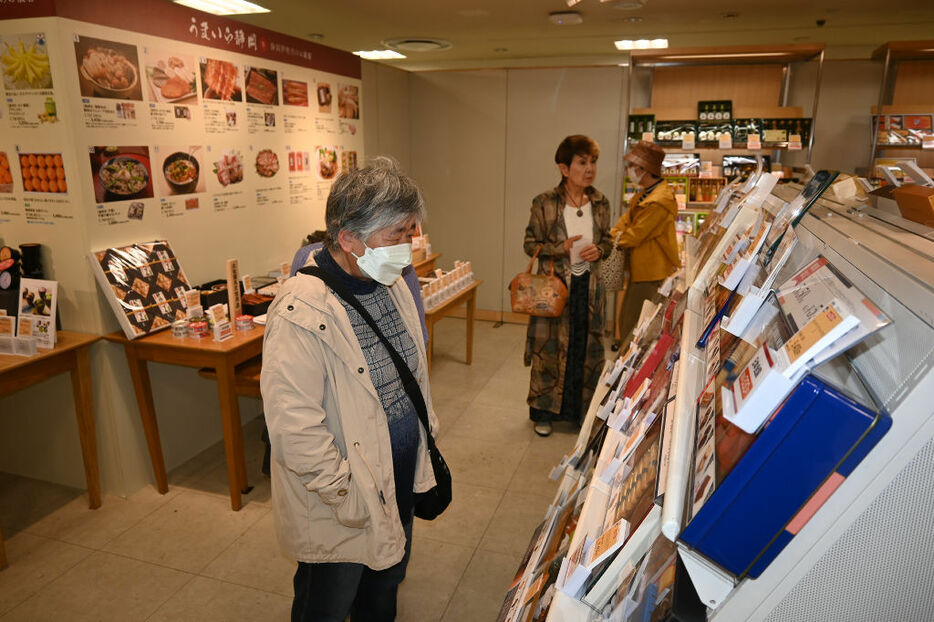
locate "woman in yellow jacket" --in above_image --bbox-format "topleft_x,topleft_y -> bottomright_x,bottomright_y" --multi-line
611,140 -> 681,348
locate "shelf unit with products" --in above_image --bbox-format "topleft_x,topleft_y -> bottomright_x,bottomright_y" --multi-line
501,167 -> 934,622
867,41 -> 934,183
620,44 -> 825,212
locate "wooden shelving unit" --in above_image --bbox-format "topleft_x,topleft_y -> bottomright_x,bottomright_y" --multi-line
868,40 -> 934,176
622,43 -> 826,176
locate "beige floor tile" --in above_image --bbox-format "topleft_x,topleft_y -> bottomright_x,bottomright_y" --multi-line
441,549 -> 523,622
414,483 -> 503,548
0,473 -> 84,537
102,492 -> 267,574
200,510 -> 294,597
147,575 -> 291,622
2,550 -> 191,621
430,396 -> 472,440
472,364 -> 531,411
0,533 -> 92,616
505,449 -> 567,500
445,401 -> 534,445
24,486 -> 176,550
183,453 -> 271,507
478,492 -> 554,559
438,433 -> 529,490
397,537 -> 474,622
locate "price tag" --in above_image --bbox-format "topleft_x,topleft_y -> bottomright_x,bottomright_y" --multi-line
788,134 -> 802,150
718,134 -> 733,149
923,135 -> 934,150
746,133 -> 761,150
682,135 -> 695,150
676,193 -> 687,210
641,132 -> 655,143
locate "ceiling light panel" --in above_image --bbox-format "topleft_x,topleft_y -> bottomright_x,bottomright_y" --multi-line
615,38 -> 667,50
173,0 -> 269,15
353,50 -> 406,60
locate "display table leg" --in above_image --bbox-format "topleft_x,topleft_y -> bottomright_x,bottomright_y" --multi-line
216,358 -> 247,510
0,526 -> 7,571
465,291 -> 475,365
70,346 -> 101,509
124,346 -> 168,494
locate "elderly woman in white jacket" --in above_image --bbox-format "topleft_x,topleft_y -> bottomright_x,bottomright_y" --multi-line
261,157 -> 439,621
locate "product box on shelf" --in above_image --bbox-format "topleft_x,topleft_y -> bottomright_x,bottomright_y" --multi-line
761,118 -> 812,146
698,100 -> 732,122
732,118 -> 763,143
892,184 -> 934,228
628,114 -> 656,141
696,122 -> 733,146
655,120 -> 697,145
197,279 -> 244,310
723,155 -> 770,182
662,152 -> 701,177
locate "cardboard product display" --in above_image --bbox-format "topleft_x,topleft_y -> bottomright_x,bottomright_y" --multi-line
892,184 -> 934,228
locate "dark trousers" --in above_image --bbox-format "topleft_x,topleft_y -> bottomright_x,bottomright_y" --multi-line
291,517 -> 413,622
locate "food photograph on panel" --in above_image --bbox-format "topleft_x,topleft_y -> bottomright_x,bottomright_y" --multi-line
1,32 -> 53,90
316,145 -> 338,180
199,57 -> 242,101
74,34 -> 143,101
0,151 -> 14,193
88,146 -> 154,203
255,148 -> 280,178
142,47 -> 198,104
153,145 -> 205,195
18,152 -> 67,194
212,149 -> 244,187
336,83 -> 358,118
244,65 -> 278,105
281,78 -> 308,106
316,80 -> 332,113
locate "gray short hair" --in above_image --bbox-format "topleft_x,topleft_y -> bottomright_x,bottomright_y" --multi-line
325,156 -> 426,247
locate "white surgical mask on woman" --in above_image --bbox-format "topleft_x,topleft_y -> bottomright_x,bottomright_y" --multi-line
353,242 -> 412,285
627,167 -> 644,188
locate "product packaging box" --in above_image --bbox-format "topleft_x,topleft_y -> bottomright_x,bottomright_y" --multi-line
892,184 -> 934,228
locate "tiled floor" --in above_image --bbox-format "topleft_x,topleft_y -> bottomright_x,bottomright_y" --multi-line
0,319 -> 582,621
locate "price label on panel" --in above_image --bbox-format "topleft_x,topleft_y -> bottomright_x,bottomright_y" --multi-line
718,134 -> 733,149
682,135 -> 695,150
642,132 -> 655,143
923,136 -> 934,150
788,134 -> 802,150
746,134 -> 761,150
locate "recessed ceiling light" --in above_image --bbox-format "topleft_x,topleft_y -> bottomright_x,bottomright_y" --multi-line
353,50 -> 406,60
382,38 -> 453,52
549,11 -> 583,26
609,0 -> 647,10
618,16 -> 644,23
565,0 -> 582,6
615,38 -> 667,50
173,0 -> 269,15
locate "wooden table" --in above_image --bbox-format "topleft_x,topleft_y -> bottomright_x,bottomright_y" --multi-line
0,331 -> 102,570
105,326 -> 264,511
424,280 -> 482,373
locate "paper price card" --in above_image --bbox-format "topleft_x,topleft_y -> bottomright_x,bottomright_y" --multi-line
746,133 -> 761,150
682,135 -> 695,150
641,132 -> 655,143
718,134 -> 733,149
788,134 -> 803,150
923,136 -> 934,150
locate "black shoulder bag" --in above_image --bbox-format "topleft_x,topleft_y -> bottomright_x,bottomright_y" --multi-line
299,266 -> 452,520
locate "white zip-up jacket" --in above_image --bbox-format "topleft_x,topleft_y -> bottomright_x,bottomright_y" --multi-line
260,257 -> 439,570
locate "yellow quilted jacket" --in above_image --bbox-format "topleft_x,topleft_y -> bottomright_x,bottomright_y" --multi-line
611,180 -> 681,282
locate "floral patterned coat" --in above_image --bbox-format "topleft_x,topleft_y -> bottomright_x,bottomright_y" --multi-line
522,185 -> 613,418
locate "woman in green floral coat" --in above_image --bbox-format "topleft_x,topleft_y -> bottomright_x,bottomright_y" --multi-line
523,135 -> 613,436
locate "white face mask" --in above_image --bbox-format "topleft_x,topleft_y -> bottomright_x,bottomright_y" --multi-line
353,242 -> 412,285
627,167 -> 644,187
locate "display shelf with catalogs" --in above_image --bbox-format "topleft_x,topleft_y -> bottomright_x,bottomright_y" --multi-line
868,41 -> 934,184
502,165 -> 934,622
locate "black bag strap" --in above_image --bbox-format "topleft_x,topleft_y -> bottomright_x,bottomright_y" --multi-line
298,265 -> 435,447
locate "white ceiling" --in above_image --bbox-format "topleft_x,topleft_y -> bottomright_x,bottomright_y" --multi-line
228,0 -> 934,71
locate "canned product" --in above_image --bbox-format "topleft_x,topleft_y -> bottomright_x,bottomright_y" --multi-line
171,320 -> 188,338
189,320 -> 209,337
235,314 -> 254,330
